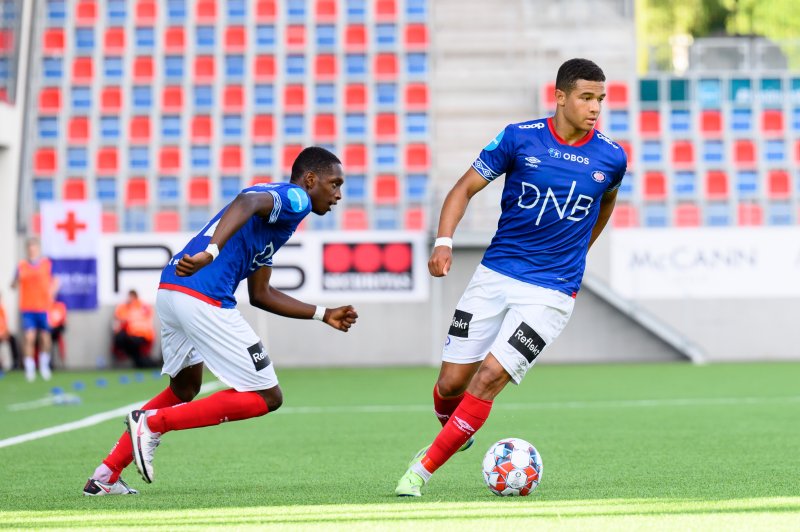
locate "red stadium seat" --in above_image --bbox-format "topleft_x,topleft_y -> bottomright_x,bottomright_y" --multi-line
404,24 -> 428,50
34,148 -> 57,174
404,83 -> 428,111
794,141 -> 800,164
767,170 -> 790,200
674,203 -> 701,227
761,110 -> 784,136
252,115 -> 274,142
283,145 -> 302,174
375,113 -> 398,141
542,83 -> 556,108
43,28 -> 65,54
192,116 -> 212,143
223,85 -> 244,112
256,0 -> 276,22
671,140 -> 694,167
221,146 -> 242,171
63,178 -> 87,200
154,211 -> 180,232
75,0 -> 97,25
342,208 -> 368,230
643,171 -> 666,201
96,148 -> 118,174
102,211 -> 118,233
188,178 -> 212,206
733,139 -> 756,166
254,55 -> 276,81
617,140 -> 633,168
639,110 -> 660,136
406,144 -> 430,171
737,202 -> 763,226
404,207 -> 425,230
225,26 -> 246,53
30,213 -> 41,235
194,56 -> 215,82
344,144 -> 367,172
315,55 -> 337,81
196,0 -> 217,22
286,25 -> 306,50
375,0 -> 397,21
284,85 -> 306,112
313,115 -> 336,141
125,178 -> 149,207
611,203 -> 638,228
136,0 -> 157,25
133,57 -> 154,83
705,170 -> 729,200
129,116 -> 150,143
315,0 -> 337,22
345,25 -> 367,52
71,57 -> 94,84
700,110 -> 723,138
251,175 -> 272,186
345,84 -> 367,111
101,87 -> 122,113
68,116 -> 90,143
159,147 -> 181,173
39,88 -> 62,114
374,54 -> 398,80
374,175 -> 399,204
162,86 -> 183,112
606,81 -> 629,108
104,28 -> 125,55
164,27 -> 185,53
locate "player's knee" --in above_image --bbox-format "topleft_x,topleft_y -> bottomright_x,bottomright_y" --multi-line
258,387 -> 283,412
170,381 -> 201,403
436,378 -> 466,398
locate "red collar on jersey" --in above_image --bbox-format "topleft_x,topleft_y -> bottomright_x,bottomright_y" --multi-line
547,117 -> 595,147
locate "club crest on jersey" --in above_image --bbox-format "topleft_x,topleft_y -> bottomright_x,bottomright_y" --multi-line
591,171 -> 606,183
525,156 -> 541,168
548,148 -> 561,159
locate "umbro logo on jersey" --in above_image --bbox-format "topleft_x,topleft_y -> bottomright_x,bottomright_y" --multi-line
525,156 -> 541,168
247,342 -> 271,371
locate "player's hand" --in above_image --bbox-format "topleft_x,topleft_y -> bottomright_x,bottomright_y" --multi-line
324,305 -> 358,332
428,246 -> 453,277
175,252 -> 214,277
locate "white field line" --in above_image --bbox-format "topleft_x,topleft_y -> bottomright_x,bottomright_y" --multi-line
1,390 -> 798,450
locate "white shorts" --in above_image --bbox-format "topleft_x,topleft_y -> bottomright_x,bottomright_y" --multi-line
157,289 -> 279,392
442,264 -> 575,384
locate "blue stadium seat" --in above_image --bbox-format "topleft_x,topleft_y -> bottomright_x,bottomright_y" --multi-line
705,203 -> 731,226
33,178 -> 55,202
345,113 -> 366,136
642,140 -> 662,163
157,176 -> 180,203
107,0 -> 126,22
283,114 -> 305,136
406,174 -> 428,202
736,170 -> 759,199
673,170 -> 697,199
375,144 -> 397,168
766,202 -> 792,225
346,0 -> 367,22
129,146 -> 149,170
124,209 -> 149,232
315,83 -> 335,107
669,109 -> 691,133
406,113 -> 428,136
702,140 -> 724,163
100,116 -> 120,139
608,110 -> 629,133
345,174 -> 366,202
162,116 -> 182,139
252,145 -> 273,168
375,206 -> 399,230
220,176 -> 241,201
37,117 -> 58,140
317,25 -> 336,49
96,177 -> 117,203
406,0 -> 427,20
191,146 -> 211,169
642,204 -> 668,227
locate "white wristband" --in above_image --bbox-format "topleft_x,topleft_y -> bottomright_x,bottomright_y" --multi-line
205,243 -> 220,261
434,237 -> 453,249
313,305 -> 326,321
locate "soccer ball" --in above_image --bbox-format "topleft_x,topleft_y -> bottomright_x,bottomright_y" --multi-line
482,438 -> 543,496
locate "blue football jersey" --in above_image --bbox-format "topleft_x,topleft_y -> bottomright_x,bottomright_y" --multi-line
159,182 -> 311,308
471,117 -> 627,296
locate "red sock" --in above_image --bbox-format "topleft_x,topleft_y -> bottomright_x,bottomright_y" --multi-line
433,385 -> 464,427
103,386 -> 183,482
146,389 -> 268,434
421,392 -> 493,474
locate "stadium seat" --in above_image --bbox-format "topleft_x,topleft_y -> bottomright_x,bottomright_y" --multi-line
251,175 -> 272,186
154,210 -> 181,232
283,145 -> 302,174
284,85 -> 306,112
188,178 -> 212,206
733,139 -> 756,166
129,116 -> 151,143
252,115 -> 275,142
162,86 -> 183,112
374,54 -> 398,80
29,213 -> 41,235
405,83 -> 428,111
375,113 -> 398,141
342,208 -> 368,230
374,175 -> 399,204
700,110 -> 723,137
96,148 -> 118,174
103,28 -> 125,55
43,28 -> 65,54
375,0 -> 397,21
404,24 -> 428,50
125,178 -> 149,206
313,114 -> 336,141
617,140 -> 633,168
541,82 -> 556,109
63,178 -> 87,200
223,85 -> 244,112
225,26 -> 246,53
405,144 -> 430,171
192,116 -> 213,142
737,202 -> 763,226
196,0 -> 217,22
102,211 -> 118,233
643,171 -> 666,201
194,56 -> 215,82
159,147 -> 181,172
315,0 -> 337,22
39,88 -> 61,114
68,117 -> 89,143
286,25 -> 306,50
345,84 -> 367,111
344,144 -> 367,172
345,25 -> 367,52
222,146 -> 242,171
671,140 -> 695,167
75,0 -> 97,25
254,55 -> 276,81
34,149 -> 57,174
611,203 -> 638,228
315,55 -> 337,81
674,203 -> 701,227
761,109 -> 784,136
165,27 -> 185,52
606,81 -> 629,108
71,57 -> 93,84
795,140 -> 800,164
767,202 -> 793,226
256,0 -> 276,22
133,57 -> 154,82
639,110 -> 660,136
136,0 -> 157,25
101,87 -> 122,113
705,170 -> 729,200
767,170 -> 790,200
404,207 -> 425,230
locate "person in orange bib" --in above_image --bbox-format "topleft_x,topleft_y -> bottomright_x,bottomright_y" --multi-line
11,238 -> 59,382
113,290 -> 157,368
0,291 -> 21,373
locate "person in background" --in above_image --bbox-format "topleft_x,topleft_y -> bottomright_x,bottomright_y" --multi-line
0,291 -> 21,373
113,289 -> 157,368
48,297 -> 68,365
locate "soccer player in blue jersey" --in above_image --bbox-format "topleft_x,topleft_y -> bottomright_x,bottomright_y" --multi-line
395,58 -> 627,496
83,146 -> 358,495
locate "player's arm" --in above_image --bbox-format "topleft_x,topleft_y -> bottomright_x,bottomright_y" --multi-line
429,167 -> 491,277
588,188 -> 618,249
247,266 -> 358,332
176,192 -> 275,277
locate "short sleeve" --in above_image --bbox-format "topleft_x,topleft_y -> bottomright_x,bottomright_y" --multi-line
267,185 -> 311,225
472,125 -> 516,182
606,147 -> 628,192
